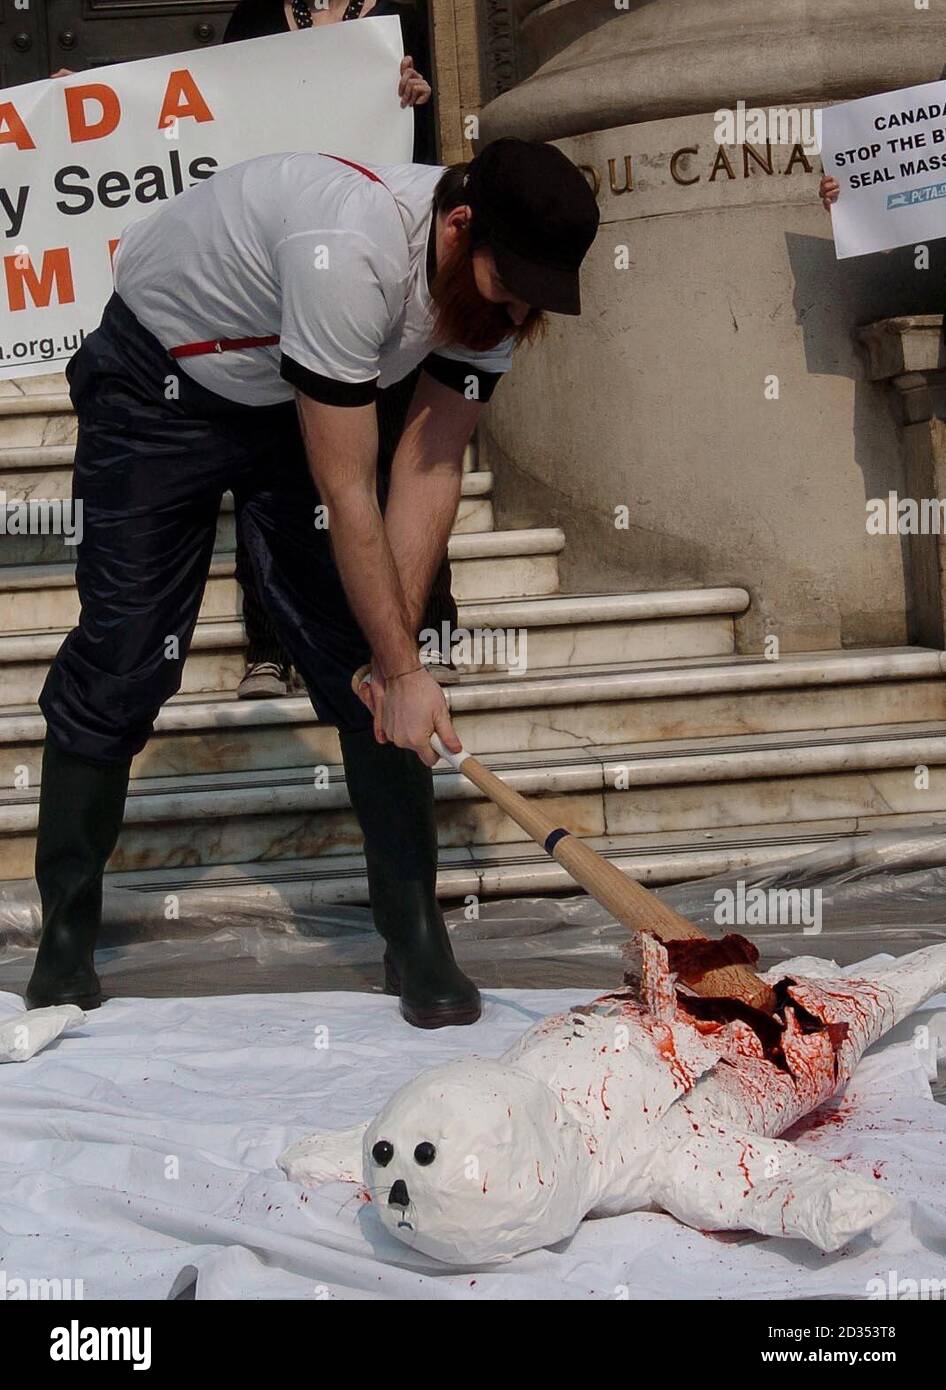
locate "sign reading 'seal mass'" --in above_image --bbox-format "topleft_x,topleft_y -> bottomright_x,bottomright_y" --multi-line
820,79 -> 946,258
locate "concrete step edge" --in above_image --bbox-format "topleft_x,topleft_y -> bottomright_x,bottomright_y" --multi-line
0,394 -> 72,418
0,589 -> 746,662
58,815 -> 946,902
0,522 -> 561,593
4,722 -> 946,830
0,448 -> 495,502
1,648 -> 943,743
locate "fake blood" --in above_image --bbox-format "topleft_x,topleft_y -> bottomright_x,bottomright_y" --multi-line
665,932 -> 760,984
602,943 -> 899,1156
652,1024 -> 694,1091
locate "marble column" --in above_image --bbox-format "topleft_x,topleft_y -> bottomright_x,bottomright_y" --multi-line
858,317 -> 946,649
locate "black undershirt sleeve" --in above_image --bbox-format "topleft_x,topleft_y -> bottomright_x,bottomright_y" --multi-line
421,352 -> 505,403
281,353 -> 380,406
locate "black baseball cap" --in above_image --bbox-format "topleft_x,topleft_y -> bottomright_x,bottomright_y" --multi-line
463,138 -> 600,316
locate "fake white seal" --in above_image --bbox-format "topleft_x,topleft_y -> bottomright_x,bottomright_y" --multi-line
279,940 -> 946,1264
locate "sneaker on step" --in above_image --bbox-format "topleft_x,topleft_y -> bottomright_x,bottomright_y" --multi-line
237,661 -> 289,699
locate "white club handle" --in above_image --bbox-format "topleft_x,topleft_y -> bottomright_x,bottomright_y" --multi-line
353,668 -> 469,770
430,732 -> 468,770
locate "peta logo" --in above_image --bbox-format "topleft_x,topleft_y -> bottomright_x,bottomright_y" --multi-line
49,1320 -> 152,1370
886,180 -> 946,210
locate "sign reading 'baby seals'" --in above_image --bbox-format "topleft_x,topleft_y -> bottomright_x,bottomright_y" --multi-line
0,19 -> 411,381
820,79 -> 946,258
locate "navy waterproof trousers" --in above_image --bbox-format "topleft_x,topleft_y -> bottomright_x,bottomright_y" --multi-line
40,293 -> 374,763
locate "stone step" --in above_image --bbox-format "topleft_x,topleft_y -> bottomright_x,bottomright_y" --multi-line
0,442 -> 75,490
1,646 -> 943,789
0,398 -> 480,461
3,719 -> 946,881
0,587 -> 747,703
0,465 -> 495,565
0,439 -> 483,478
0,446 -> 492,498
0,374 -> 69,397
45,813 -> 946,917
0,391 -> 75,449
0,526 -> 565,634
7,717 -> 946,880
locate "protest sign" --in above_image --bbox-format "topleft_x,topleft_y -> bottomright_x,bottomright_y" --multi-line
820,79 -> 946,258
0,19 -> 411,379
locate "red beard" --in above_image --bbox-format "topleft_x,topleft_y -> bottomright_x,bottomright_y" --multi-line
429,232 -> 545,353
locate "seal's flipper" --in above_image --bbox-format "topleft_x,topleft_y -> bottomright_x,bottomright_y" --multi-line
651,1111 -> 896,1252
278,1123 -> 368,1187
839,941 -> 946,1031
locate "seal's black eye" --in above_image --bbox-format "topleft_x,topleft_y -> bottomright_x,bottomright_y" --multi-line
414,1141 -> 436,1166
372,1140 -> 394,1167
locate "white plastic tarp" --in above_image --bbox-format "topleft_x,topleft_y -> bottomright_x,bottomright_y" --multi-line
1,966 -> 944,1300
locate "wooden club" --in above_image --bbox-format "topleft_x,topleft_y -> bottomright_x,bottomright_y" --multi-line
351,665 -> 777,1014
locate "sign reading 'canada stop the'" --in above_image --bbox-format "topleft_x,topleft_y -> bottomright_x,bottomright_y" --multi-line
0,19 -> 411,380
820,78 -> 946,259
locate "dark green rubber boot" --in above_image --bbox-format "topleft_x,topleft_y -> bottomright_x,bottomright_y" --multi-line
25,739 -> 131,1011
339,726 -> 481,1029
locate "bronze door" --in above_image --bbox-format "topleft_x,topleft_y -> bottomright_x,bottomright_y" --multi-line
3,1 -> 236,84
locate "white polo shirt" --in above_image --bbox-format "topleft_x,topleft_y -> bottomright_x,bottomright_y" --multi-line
113,151 -> 516,408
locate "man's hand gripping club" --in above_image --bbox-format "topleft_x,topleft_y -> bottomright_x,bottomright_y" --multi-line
355,661 -> 461,768
294,377 -> 476,767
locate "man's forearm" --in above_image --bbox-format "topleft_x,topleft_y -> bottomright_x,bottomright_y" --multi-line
384,453 -> 463,634
295,395 -> 418,677
383,374 -> 482,633
327,484 -> 421,675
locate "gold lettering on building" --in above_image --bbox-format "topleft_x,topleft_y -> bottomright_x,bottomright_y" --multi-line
670,146 -> 699,185
709,145 -> 737,181
743,141 -> 774,177
783,142 -> 814,175
608,155 -> 633,194
582,138 -> 821,199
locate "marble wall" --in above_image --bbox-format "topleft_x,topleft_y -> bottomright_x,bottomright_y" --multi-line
476,0 -> 946,651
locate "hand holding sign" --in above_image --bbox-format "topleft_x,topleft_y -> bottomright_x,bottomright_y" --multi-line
819,174 -> 840,212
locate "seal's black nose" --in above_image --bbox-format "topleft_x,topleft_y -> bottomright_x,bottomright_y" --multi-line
388,1179 -> 410,1208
